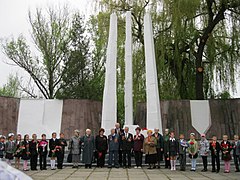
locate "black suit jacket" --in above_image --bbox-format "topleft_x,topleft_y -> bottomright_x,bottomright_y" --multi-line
120,132 -> 133,151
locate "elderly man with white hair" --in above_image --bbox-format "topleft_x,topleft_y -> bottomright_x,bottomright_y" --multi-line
81,129 -> 95,168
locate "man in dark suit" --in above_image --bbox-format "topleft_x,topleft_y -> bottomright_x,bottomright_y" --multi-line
120,126 -> 133,168
115,123 -> 123,166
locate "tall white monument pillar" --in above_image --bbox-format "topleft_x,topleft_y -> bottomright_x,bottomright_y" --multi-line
101,13 -> 118,133
144,13 -> 162,134
124,11 -> 133,126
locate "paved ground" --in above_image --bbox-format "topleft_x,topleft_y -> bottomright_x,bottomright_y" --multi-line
23,166 -> 240,180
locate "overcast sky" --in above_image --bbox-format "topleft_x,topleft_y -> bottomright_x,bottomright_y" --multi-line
0,0 -> 94,86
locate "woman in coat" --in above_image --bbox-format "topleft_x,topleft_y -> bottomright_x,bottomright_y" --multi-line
133,127 -> 144,168
69,130 -> 81,168
143,130 -> 157,169
152,128 -> 164,169
81,129 -> 95,168
95,128 -> 108,168
199,134 -> 209,172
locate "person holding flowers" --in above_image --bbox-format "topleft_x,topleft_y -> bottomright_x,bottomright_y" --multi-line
188,133 -> 198,171
179,134 -> 188,171
209,135 -> 221,173
199,134 -> 209,172
49,132 -> 58,170
14,134 -> 22,169
221,135 -> 232,173
38,134 -> 48,170
5,133 -> 16,165
21,134 -> 31,171
56,133 -> 67,169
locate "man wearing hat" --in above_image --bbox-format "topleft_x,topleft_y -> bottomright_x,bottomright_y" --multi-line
199,134 -> 209,172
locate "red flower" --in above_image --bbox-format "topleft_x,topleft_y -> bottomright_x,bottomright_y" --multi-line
190,141 -> 194,145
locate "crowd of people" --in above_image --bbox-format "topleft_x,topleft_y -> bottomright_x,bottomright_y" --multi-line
0,123 -> 240,174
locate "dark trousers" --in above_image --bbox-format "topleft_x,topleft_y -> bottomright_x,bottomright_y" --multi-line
30,154 -> 38,170
118,149 -> 122,166
179,153 -> 186,170
134,151 -> 143,167
39,154 -> 47,170
57,152 -> 64,169
202,156 -> 208,170
97,151 -> 106,167
234,155 -> 240,171
108,150 -> 119,167
164,155 -> 170,168
123,150 -> 131,167
211,155 -> 220,171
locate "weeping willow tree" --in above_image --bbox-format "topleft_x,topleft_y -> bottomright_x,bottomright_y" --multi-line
97,0 -> 240,100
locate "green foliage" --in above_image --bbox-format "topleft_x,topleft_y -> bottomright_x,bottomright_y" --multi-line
0,74 -> 20,97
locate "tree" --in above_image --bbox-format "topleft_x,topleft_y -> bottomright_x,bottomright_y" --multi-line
98,0 -> 240,100
2,7 -> 71,99
0,74 -> 20,97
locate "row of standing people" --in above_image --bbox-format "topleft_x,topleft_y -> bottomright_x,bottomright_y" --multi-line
0,132 -> 67,171
1,125 -> 240,173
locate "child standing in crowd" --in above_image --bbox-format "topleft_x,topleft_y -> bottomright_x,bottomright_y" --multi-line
143,130 -> 157,169
133,127 -> 144,168
29,134 -> 39,170
199,134 -> 209,172
38,134 -> 48,170
5,133 -> 16,165
232,135 -> 240,172
152,128 -> 164,169
14,134 -> 22,169
56,133 -> 67,169
209,135 -> 221,173
179,134 -> 188,171
168,131 -> 179,171
0,135 -> 6,161
49,132 -> 57,170
188,133 -> 198,171
221,135 -> 232,173
21,134 -> 31,171
163,129 -> 170,169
